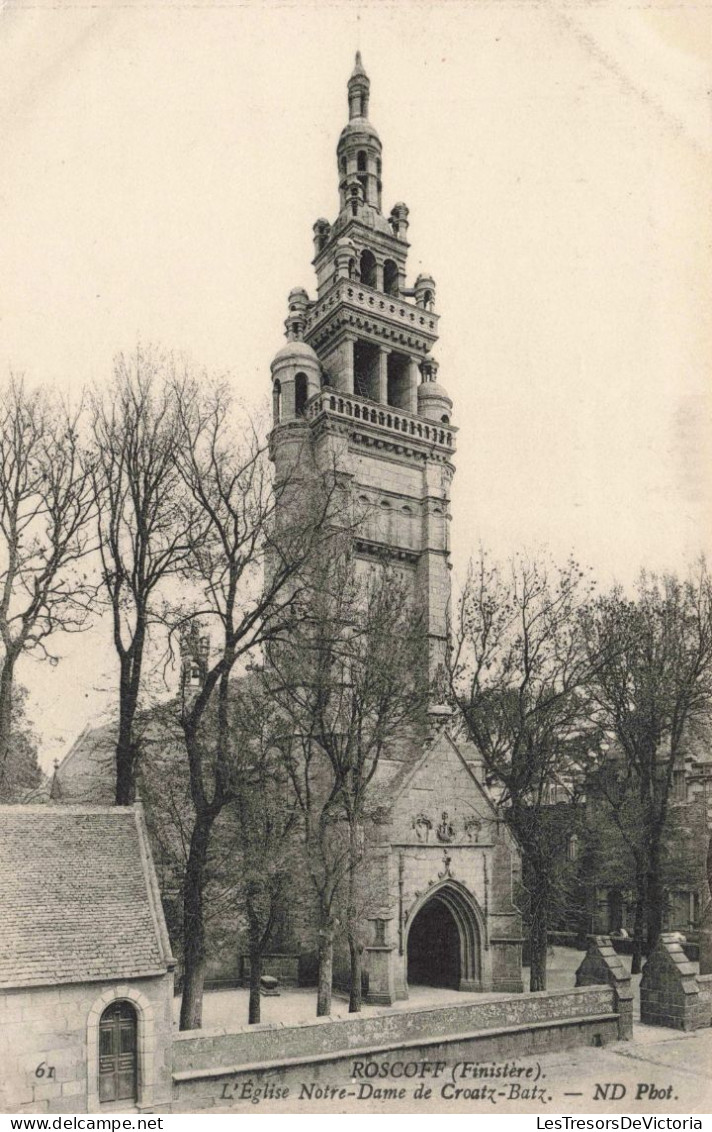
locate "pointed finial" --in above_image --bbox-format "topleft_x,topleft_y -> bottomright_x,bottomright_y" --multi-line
351,51 -> 367,79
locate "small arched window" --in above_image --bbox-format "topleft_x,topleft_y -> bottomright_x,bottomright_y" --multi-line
423,289 -> 434,311
295,372 -> 308,417
273,378 -> 282,424
383,259 -> 399,297
357,150 -> 367,172
441,414 -> 450,425
360,249 -> 377,288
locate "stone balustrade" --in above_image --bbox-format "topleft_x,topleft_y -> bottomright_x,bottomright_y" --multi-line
306,282 -> 438,340
308,389 -> 454,451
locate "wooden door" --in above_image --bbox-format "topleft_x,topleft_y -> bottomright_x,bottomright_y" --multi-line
98,1001 -> 137,1104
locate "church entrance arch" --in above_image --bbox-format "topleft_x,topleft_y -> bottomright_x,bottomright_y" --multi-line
406,881 -> 483,992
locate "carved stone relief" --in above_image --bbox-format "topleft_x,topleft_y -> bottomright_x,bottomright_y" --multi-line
412,813 -> 432,842
464,817 -> 482,843
436,811 -> 455,843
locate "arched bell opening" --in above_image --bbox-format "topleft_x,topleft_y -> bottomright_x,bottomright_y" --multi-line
383,258 -> 399,297
273,378 -> 282,424
406,881 -> 483,992
294,372 -> 308,417
360,249 -> 377,289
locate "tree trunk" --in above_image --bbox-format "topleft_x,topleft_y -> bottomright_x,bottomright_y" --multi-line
528,902 -> 549,991
115,720 -> 135,805
316,926 -> 334,1017
179,810 -> 214,1031
245,878 -> 265,1026
631,867 -> 647,975
348,937 -> 363,1013
0,657 -> 15,798
115,651 -> 141,805
646,836 -> 665,954
248,944 -> 262,1025
346,821 -> 362,1013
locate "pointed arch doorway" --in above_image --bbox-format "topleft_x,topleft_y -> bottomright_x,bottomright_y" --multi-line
406,881 -> 483,992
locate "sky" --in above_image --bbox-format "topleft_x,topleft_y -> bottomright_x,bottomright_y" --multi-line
0,0 -> 710,769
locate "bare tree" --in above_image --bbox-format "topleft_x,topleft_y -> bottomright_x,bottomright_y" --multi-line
169,381 -> 338,1031
450,551 -> 599,991
265,716 -> 349,1019
266,549 -> 428,1014
0,377 -> 95,797
228,680 -> 297,1024
90,347 -> 195,805
584,565 -> 712,969
0,685 -> 42,802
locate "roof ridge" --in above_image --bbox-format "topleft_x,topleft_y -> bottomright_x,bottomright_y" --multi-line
0,803 -> 133,815
133,803 -> 176,970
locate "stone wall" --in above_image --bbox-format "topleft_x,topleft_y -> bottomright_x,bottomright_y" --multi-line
640,934 -> 707,1031
0,974 -> 174,1115
174,985 -> 614,1071
173,986 -> 619,1112
697,973 -> 712,1027
575,935 -> 633,1040
240,955 -> 300,986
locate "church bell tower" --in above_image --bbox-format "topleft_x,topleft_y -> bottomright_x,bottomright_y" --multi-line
267,56 -> 524,1004
269,53 -> 457,705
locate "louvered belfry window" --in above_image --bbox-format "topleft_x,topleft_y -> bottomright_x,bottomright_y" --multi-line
98,1001 -> 138,1104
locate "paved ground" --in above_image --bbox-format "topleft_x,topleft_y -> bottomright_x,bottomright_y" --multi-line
174,946 -> 643,1030
499,1025 -> 712,1116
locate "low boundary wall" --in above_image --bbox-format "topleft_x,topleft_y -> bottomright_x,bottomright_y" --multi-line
172,983 -> 624,1111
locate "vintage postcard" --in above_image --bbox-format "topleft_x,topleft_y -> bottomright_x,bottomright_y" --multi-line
0,0 -> 711,1120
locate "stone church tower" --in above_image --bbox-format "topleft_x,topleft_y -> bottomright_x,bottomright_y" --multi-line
269,55 -> 523,1002
270,52 -> 454,698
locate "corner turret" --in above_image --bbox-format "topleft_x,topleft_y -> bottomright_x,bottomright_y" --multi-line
270,288 -> 321,425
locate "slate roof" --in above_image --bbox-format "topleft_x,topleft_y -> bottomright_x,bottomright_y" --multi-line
0,804 -> 175,990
